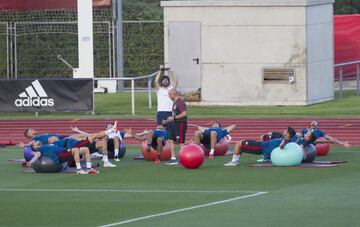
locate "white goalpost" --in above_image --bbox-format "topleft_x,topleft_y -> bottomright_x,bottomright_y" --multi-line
73,0 -> 94,78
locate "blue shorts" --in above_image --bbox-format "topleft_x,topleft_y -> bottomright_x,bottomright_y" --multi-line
151,136 -> 166,150
157,111 -> 173,131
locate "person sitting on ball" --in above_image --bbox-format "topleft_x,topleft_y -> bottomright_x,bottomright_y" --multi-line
191,122 -> 236,159
26,142 -> 97,174
301,120 -> 351,147
224,127 -> 297,167
132,125 -> 169,164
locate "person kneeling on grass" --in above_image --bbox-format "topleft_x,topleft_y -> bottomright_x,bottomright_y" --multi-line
26,141 -> 98,174
192,122 -> 236,159
132,125 -> 169,164
52,123 -> 118,168
224,127 -> 297,167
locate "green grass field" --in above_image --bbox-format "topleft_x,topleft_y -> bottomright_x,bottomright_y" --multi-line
1,145 -> 359,227
0,90 -> 359,119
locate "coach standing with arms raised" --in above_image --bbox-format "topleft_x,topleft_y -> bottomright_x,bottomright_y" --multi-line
155,66 -> 178,132
163,88 -> 187,165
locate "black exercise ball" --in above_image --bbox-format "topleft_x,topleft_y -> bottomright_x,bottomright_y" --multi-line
107,139 -> 126,159
302,144 -> 317,163
118,143 -> 126,159
32,156 -> 63,173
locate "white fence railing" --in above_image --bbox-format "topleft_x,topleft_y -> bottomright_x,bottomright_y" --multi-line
334,60 -> 360,98
94,70 -> 159,115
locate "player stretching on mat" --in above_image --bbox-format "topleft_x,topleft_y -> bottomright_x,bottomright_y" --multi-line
192,122 -> 236,159
224,127 -> 297,167
27,142 -> 97,174
132,125 -> 170,164
162,88 -> 187,165
301,120 -> 351,147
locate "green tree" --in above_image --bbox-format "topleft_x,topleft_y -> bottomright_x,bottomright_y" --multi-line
335,0 -> 360,14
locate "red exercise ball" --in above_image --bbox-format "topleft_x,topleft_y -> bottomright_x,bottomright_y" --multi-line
141,141 -> 171,161
316,143 -> 330,156
179,144 -> 205,169
200,138 -> 229,156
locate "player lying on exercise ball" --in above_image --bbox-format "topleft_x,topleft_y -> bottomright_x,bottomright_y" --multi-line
72,123 -> 148,162
260,120 -> 351,148
301,120 -> 351,147
224,127 -> 315,167
48,123 -> 119,167
132,125 -> 169,164
26,122 -> 118,171
21,128 -> 87,146
26,142 -> 98,174
191,121 -> 236,159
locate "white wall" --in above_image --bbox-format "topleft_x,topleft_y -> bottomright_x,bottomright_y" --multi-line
306,4 -> 334,104
162,0 -> 334,105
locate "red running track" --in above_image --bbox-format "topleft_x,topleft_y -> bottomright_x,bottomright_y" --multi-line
0,118 -> 359,146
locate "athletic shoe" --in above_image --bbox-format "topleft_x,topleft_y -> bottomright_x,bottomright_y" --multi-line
209,154 -> 215,160
103,162 -> 117,168
87,169 -> 99,174
154,159 -> 161,164
91,152 -> 103,159
76,169 -> 88,174
114,156 -> 120,162
223,160 -> 239,167
165,159 -> 178,166
256,158 -> 270,163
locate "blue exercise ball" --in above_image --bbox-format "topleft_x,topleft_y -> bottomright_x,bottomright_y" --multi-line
107,139 -> 126,159
118,143 -> 126,159
271,142 -> 303,166
302,144 -> 316,163
23,146 -> 35,162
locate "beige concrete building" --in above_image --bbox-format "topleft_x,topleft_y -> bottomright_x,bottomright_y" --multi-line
161,0 -> 335,105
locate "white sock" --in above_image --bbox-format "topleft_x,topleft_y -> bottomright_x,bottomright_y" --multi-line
76,163 -> 81,170
86,162 -> 92,169
114,149 -> 119,156
209,149 -> 215,155
232,155 -> 240,162
102,155 -> 109,162
171,156 -> 176,160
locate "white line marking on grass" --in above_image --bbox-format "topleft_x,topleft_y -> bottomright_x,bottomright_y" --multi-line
99,191 -> 268,227
0,189 -> 261,194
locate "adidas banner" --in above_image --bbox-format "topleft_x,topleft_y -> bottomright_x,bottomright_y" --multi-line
0,79 -> 93,112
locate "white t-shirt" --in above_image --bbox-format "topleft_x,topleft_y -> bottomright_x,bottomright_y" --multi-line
108,131 -> 124,141
157,86 -> 173,112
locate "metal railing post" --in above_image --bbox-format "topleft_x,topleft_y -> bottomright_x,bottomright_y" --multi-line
6,23 -> 9,78
148,77 -> 152,109
131,79 -> 135,115
357,64 -> 360,96
339,67 -> 343,98
14,23 -> 17,78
